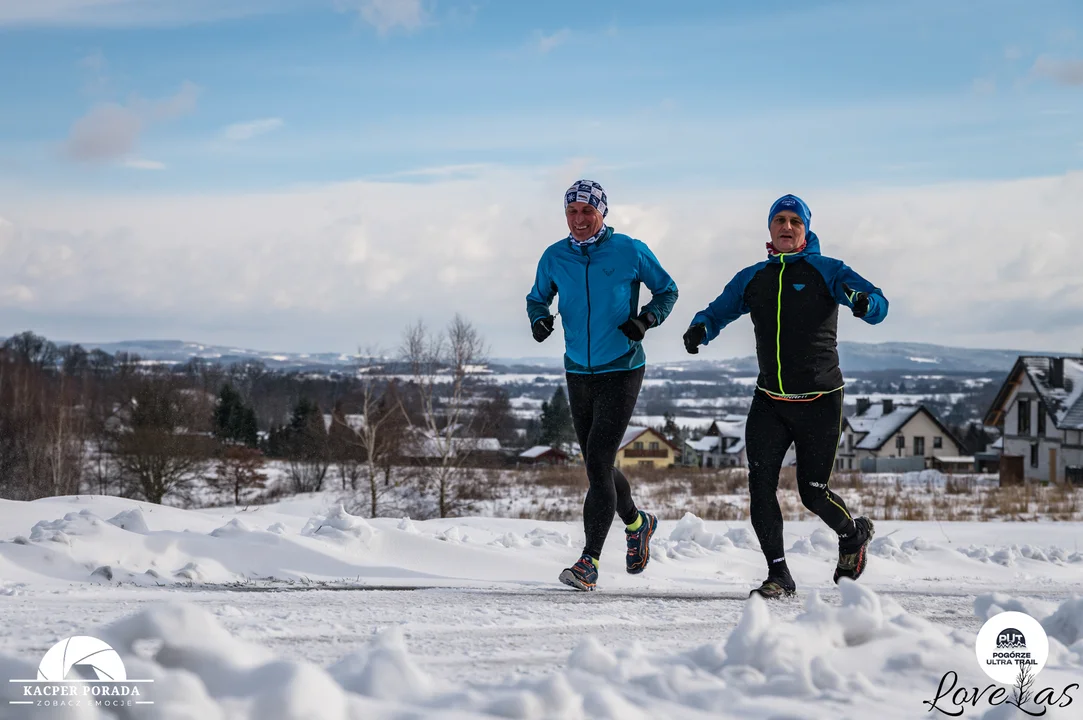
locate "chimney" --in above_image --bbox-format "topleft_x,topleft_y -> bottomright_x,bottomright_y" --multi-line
883,399 -> 895,415
1049,357 -> 1064,388
856,397 -> 871,416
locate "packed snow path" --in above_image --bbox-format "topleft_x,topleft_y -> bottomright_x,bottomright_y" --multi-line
3,584 -> 1073,685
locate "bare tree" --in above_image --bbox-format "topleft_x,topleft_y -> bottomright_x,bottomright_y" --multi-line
212,446 -> 267,506
399,315 -> 489,518
113,373 -> 213,505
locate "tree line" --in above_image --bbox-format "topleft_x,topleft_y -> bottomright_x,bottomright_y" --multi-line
0,317 -> 538,517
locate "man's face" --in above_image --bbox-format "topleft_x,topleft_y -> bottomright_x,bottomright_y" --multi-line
770,210 -> 806,253
566,202 -> 604,242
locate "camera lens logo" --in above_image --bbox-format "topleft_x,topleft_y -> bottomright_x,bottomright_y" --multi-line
975,611 -> 1049,684
37,636 -> 126,682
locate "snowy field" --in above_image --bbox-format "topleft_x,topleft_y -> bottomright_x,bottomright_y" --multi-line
2,494 -> 1082,719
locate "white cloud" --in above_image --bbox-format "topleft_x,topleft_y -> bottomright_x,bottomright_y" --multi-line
1004,45 -> 1022,61
1032,55 -> 1083,86
2,169 -> 1083,357
336,0 -> 426,33
221,118 -> 284,142
537,29 -> 570,53
63,81 -> 200,163
124,158 -> 166,170
971,77 -> 996,95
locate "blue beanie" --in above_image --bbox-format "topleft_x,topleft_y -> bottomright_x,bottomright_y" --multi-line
768,194 -> 811,231
564,180 -> 608,218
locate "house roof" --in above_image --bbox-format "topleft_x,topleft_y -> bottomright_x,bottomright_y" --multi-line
685,433 -> 746,455
520,445 -> 565,459
707,418 -> 745,439
403,434 -> 502,458
845,401 -> 960,451
685,435 -> 721,452
619,426 -> 679,452
984,356 -> 1083,430
851,405 -> 923,450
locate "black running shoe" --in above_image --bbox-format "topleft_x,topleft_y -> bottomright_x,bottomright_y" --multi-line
834,517 -> 875,584
750,575 -> 797,600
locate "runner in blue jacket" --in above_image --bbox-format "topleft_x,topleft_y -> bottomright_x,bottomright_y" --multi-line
683,194 -> 886,599
527,179 -> 678,591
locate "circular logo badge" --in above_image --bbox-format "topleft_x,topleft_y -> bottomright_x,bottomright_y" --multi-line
37,636 -> 127,682
975,611 -> 1049,684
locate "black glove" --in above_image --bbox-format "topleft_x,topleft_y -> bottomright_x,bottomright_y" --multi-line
683,323 -> 706,354
842,283 -> 870,318
532,315 -> 554,343
618,311 -> 655,342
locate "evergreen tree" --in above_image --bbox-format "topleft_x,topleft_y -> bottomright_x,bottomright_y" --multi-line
214,383 -> 259,447
662,411 -> 684,447
539,387 -> 575,451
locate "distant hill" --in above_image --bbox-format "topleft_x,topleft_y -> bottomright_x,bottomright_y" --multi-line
37,339 -> 1059,375
677,342 -> 1060,375
835,342 -> 1060,373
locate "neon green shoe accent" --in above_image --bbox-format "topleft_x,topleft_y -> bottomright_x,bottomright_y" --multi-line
626,513 -> 643,532
590,556 -> 599,569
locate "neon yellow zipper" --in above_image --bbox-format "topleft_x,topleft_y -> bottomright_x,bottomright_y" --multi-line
775,254 -> 786,395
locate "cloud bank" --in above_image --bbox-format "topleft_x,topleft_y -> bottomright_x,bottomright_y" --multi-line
1,167 -> 1081,359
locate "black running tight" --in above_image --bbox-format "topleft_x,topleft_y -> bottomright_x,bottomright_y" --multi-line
566,366 -> 644,559
746,389 -> 854,568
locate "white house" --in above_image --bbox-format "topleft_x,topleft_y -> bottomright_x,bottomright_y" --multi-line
838,398 -> 963,472
983,356 -> 1083,485
684,417 -> 747,468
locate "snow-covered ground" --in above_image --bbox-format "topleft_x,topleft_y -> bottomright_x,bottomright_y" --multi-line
2,494 -> 1081,718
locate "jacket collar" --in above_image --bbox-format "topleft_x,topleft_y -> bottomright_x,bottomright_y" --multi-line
566,225 -> 614,254
767,230 -> 821,263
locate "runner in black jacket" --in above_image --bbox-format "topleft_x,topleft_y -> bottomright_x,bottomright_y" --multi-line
683,194 -> 888,599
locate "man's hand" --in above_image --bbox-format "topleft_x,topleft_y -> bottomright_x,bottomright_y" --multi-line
683,323 -> 706,354
842,283 -> 870,318
618,311 -> 655,342
532,315 -> 555,343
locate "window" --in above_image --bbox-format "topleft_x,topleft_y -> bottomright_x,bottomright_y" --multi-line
1037,402 -> 1046,435
1017,399 -> 1030,435
633,441 -> 643,450
837,459 -> 844,470
638,460 -> 652,468
848,458 -> 853,470
895,435 -> 905,451
913,436 -> 925,456
649,441 -> 659,451
1030,442 -> 1039,468
933,437 -> 943,449
848,434 -> 854,450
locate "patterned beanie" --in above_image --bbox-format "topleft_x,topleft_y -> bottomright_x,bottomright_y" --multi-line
768,194 -> 811,231
564,180 -> 608,218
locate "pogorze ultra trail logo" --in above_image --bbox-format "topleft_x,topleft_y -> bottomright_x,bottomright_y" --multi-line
8,636 -> 154,710
923,611 -> 1077,716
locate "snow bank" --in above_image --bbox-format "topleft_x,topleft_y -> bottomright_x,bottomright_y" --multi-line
301,504 -> 375,544
667,513 -> 759,554
108,508 -> 150,533
6,585 -> 1077,719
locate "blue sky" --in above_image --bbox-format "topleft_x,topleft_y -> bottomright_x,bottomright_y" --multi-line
3,0 -> 1081,191
1,0 -> 1082,357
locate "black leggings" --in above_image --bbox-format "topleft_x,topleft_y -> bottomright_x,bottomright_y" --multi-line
566,366 -> 644,559
746,389 -> 853,567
